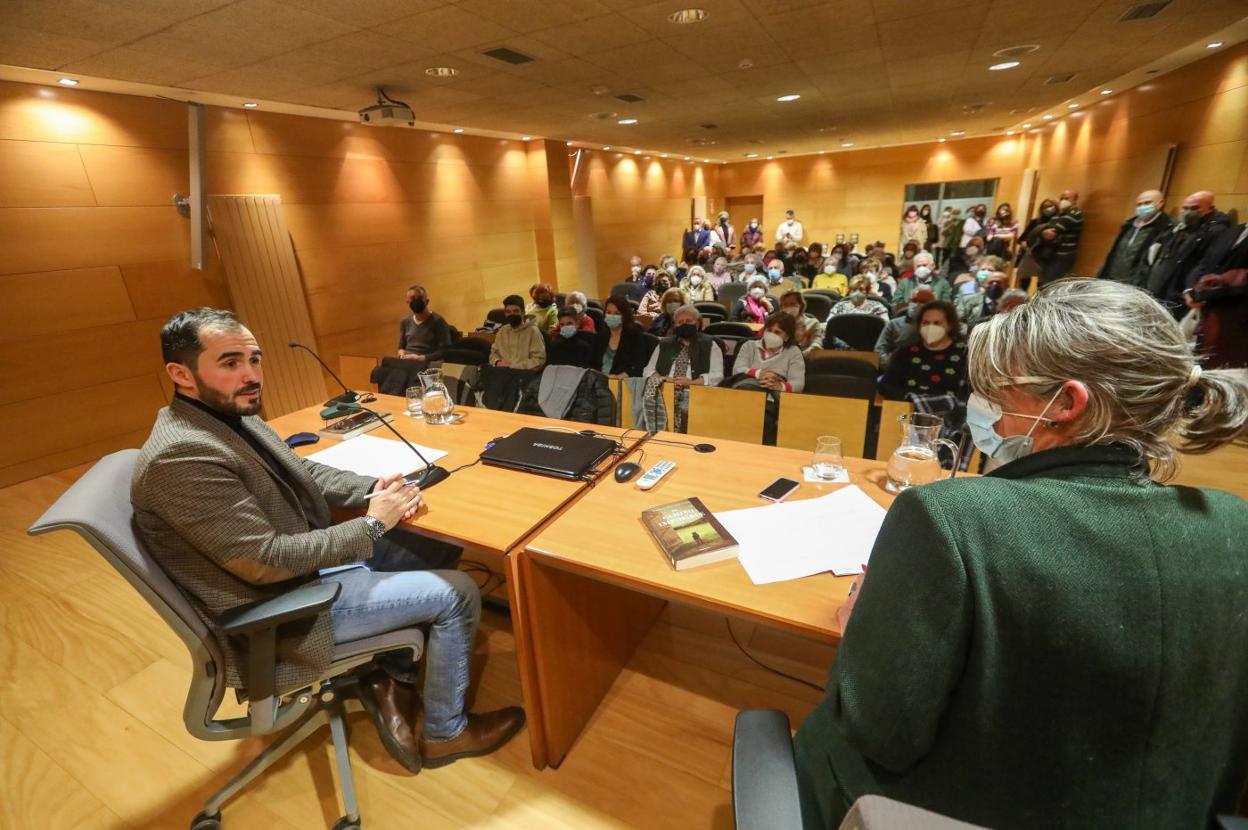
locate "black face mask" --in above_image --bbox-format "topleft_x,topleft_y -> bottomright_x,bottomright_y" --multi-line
536,296 -> 553,308
409,298 -> 428,314
674,323 -> 697,340
506,313 -> 523,327
985,282 -> 1004,300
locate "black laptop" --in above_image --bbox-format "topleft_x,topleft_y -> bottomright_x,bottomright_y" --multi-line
479,427 -> 617,480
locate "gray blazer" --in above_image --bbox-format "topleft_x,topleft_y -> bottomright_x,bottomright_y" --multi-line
131,396 -> 376,692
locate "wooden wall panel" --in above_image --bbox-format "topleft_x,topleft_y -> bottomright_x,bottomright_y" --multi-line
120,257 -> 232,321
0,266 -> 135,341
0,206 -> 187,275
0,140 -> 95,207
76,145 -> 187,207
0,81 -> 186,149
207,194 -> 326,418
0,319 -> 163,406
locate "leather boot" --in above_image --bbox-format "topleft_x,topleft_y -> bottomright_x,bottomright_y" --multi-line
419,707 -> 526,769
357,670 -> 421,773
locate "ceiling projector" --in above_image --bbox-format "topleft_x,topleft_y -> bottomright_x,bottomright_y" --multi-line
358,87 -> 414,127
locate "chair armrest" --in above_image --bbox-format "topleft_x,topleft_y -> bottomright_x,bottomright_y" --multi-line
733,709 -> 803,830
219,582 -> 341,636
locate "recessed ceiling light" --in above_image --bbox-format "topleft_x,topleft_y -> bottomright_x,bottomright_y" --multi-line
453,127 -> 464,133
668,8 -> 707,24
938,137 -> 947,143
618,118 -> 638,125
57,78 -> 79,86
644,155 -> 651,159
522,135 -> 532,141
603,145 -> 611,150
745,152 -> 759,158
1006,130 -> 1016,135
1100,89 -> 1113,95
841,141 -> 853,148
766,155 -> 773,159
633,149 -> 641,154
660,153 -> 667,157
988,61 -> 1020,71
683,156 -> 690,160
1022,122 -> 1033,128
950,130 -> 965,136
1067,103 -> 1078,109
242,102 -> 258,108
818,150 -> 826,154
566,141 -> 574,146
1042,114 -> 1054,120
704,158 -> 711,162
776,94 -> 801,102
425,66 -> 459,77
1207,42 -> 1223,49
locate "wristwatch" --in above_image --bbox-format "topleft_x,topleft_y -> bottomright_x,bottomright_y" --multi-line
362,516 -> 388,541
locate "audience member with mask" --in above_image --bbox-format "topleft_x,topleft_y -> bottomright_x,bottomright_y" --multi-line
741,217 -> 764,251
642,305 -> 725,431
878,300 -> 968,401
734,277 -> 777,325
398,284 -> 453,363
812,252 -> 851,295
708,256 -> 733,292
1096,190 -> 1173,285
563,290 -> 596,334
984,203 -> 1020,258
794,278 -> 1248,830
637,270 -> 675,325
830,276 -> 890,321
545,307 -> 596,369
893,252 -> 951,310
734,312 -> 806,392
526,283 -> 558,334
489,294 -> 546,369
876,285 -> 936,369
780,290 -> 828,355
649,287 -> 691,337
900,205 -> 926,252
596,295 -> 649,378
681,264 -> 716,302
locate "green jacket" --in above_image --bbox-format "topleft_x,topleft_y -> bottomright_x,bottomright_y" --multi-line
794,444 -> 1248,829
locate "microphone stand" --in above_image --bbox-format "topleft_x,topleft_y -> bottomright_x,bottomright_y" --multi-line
288,341 -> 359,405
323,403 -> 450,490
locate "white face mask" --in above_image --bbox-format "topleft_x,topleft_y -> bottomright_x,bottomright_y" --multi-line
762,331 -> 784,350
690,274 -> 702,286
919,323 -> 946,345
666,265 -> 678,275
966,384 -> 1063,467
749,287 -> 766,299
1058,199 -> 1072,210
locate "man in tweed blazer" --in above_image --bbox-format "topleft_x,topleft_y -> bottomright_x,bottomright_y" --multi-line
131,308 -> 524,774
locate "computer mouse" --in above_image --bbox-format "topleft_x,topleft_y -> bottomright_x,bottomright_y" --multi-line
614,462 -> 642,483
284,431 -> 320,448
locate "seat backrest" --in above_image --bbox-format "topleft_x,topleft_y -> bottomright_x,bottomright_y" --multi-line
26,450 -> 235,740
695,301 -> 726,317
804,288 -> 843,303
584,306 -> 607,335
804,374 -> 878,400
801,293 -> 833,321
611,281 -> 641,301
705,321 -> 757,338
686,385 -> 767,444
717,281 -> 747,312
443,347 -> 487,367
776,394 -> 871,457
826,314 -> 886,351
806,355 -> 878,379
454,336 -> 493,357
586,298 -> 604,311
486,307 -> 507,325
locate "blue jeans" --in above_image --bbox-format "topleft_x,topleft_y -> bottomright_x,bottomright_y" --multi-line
324,535 -> 478,741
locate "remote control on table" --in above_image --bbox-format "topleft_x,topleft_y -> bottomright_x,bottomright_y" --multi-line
636,460 -> 676,490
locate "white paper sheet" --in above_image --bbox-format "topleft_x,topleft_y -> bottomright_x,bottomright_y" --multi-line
305,434 -> 447,480
715,485 -> 887,585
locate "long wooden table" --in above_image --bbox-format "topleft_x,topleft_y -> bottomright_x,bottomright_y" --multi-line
516,430 -> 899,768
267,396 -> 640,556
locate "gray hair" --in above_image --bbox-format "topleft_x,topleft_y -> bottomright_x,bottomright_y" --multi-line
674,304 -> 701,322
913,252 -> 935,268
566,290 -> 587,308
967,279 -> 1248,480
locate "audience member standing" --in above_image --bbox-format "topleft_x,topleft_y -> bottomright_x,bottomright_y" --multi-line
1097,190 -> 1173,285
921,204 -> 939,253
1016,198 -> 1059,283
490,295 -> 546,369
1146,191 -> 1233,317
1189,221 -> 1248,369
960,204 -> 986,249
776,209 -> 805,245
984,204 -> 1019,258
398,284 -> 453,363
712,211 -> 736,253
682,218 -> 711,254
741,217 -> 764,251
900,206 -> 926,251
938,207 -> 964,268
1044,189 -> 1084,281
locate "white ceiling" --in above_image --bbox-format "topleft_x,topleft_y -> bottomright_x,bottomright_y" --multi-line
1,0 -> 1245,157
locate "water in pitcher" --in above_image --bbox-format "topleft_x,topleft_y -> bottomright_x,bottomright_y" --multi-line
886,444 -> 943,491
422,390 -> 451,424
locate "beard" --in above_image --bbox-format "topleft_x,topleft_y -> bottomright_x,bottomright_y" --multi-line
193,371 -> 263,416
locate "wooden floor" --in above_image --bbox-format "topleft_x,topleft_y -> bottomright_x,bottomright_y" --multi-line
0,468 -> 832,830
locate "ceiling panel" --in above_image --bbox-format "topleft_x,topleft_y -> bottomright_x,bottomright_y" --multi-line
0,0 -> 1243,158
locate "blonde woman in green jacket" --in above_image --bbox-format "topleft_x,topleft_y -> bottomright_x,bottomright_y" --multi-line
794,278 -> 1248,830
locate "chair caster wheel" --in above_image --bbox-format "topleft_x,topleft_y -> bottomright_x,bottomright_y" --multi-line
332,818 -> 361,830
190,812 -> 222,830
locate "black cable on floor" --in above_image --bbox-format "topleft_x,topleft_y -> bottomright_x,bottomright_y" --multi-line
724,618 -> 826,694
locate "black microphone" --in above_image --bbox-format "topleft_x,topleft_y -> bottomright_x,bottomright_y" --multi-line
323,402 -> 450,490
288,341 -> 359,405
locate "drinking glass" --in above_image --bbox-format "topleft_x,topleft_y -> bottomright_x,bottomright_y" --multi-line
812,435 -> 844,481
404,386 -> 423,418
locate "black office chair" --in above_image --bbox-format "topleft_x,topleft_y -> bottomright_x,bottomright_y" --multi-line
611,281 -> 642,301
586,298 -> 604,311
806,355 -> 877,379
695,300 -> 726,317
554,292 -> 567,308
826,314 -> 886,351
454,336 -> 492,359
705,321 -> 758,338
800,293 -> 834,321
443,347 -> 488,366
641,331 -> 661,362
486,308 -> 507,326
804,288 -> 843,304
717,282 -> 747,313
804,374 -> 877,400
584,306 -> 607,335
28,451 -> 425,830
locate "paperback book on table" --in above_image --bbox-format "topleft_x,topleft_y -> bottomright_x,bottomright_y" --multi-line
640,497 -> 739,571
